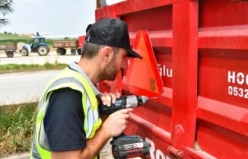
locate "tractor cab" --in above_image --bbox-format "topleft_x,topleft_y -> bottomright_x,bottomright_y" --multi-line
31,37 -> 46,51
21,36 -> 50,56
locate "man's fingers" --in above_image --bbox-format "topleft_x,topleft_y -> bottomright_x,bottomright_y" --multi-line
100,93 -> 121,106
105,95 -> 112,106
119,108 -> 134,114
100,94 -> 107,105
100,93 -> 113,106
110,93 -> 116,103
115,91 -> 121,98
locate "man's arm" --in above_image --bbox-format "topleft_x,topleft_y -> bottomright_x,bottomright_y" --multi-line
51,125 -> 109,159
52,108 -> 133,159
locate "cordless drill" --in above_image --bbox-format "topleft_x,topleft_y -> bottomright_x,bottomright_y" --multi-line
99,95 -> 150,159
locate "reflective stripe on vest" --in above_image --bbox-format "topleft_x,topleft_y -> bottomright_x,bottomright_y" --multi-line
31,67 -> 102,159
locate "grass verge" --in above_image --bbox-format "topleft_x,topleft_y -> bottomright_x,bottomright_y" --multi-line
0,63 -> 67,157
0,63 -> 68,74
0,33 -> 76,48
0,103 -> 37,158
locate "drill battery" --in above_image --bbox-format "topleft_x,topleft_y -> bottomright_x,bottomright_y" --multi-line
110,134 -> 149,159
98,95 -> 151,158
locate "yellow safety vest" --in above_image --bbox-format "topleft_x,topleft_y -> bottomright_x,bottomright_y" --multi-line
31,67 -> 102,159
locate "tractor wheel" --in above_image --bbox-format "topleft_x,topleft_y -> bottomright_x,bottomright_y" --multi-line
20,48 -> 29,56
61,48 -> 66,55
37,46 -> 49,56
71,49 -> 76,55
57,48 -> 64,55
77,49 -> 82,55
6,51 -> 14,58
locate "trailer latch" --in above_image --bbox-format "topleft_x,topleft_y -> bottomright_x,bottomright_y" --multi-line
167,146 -> 184,159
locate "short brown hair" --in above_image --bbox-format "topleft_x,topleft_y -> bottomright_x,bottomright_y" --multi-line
81,42 -> 119,59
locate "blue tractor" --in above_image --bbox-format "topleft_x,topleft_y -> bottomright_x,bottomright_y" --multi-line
20,36 -> 50,56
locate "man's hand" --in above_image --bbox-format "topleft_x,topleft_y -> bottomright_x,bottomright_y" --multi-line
98,92 -> 121,106
102,108 -> 133,137
98,92 -> 133,136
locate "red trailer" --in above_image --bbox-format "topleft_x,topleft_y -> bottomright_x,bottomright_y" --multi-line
52,35 -> 86,55
96,0 -> 248,158
77,35 -> 86,55
0,43 -> 17,58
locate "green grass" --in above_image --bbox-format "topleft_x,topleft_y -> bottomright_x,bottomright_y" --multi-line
0,63 -> 68,74
0,33 -> 53,48
0,33 -> 30,45
0,103 -> 37,158
0,33 -> 30,40
0,63 -> 68,157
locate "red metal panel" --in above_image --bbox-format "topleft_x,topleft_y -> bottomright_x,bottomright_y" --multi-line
197,119 -> 248,158
122,5 -> 173,48
96,0 -> 248,158
95,5 -> 116,20
171,0 -> 198,149
198,52 -> 248,107
109,0 -> 180,16
199,0 -> 248,27
198,25 -> 248,50
196,0 -> 248,158
97,2 -> 174,158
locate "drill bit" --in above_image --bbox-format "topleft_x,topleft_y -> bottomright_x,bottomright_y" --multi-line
148,97 -> 159,100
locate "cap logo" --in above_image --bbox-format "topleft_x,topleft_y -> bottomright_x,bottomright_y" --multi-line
87,36 -> 90,42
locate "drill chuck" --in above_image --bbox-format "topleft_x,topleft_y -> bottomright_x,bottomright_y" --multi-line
98,95 -> 148,115
125,95 -> 148,108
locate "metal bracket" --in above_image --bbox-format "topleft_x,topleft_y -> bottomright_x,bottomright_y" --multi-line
167,146 -> 184,159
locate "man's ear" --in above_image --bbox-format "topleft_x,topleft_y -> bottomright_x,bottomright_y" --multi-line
101,46 -> 113,62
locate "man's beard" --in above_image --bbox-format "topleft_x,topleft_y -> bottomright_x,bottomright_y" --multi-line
98,56 -> 119,81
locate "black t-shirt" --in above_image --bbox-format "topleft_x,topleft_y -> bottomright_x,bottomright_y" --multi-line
44,88 -> 87,151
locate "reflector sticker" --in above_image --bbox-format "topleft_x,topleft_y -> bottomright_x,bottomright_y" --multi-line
126,30 -> 163,98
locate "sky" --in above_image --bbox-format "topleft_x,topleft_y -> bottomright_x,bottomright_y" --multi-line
0,0 -> 96,36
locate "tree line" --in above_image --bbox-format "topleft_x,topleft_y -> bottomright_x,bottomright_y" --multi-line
0,0 -> 14,26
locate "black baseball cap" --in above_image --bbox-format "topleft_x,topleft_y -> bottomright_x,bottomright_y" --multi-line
86,18 -> 142,59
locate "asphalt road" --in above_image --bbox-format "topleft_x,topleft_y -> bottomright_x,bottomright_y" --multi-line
0,50 -> 80,105
0,70 -> 60,105
0,51 -> 115,159
0,50 -> 81,65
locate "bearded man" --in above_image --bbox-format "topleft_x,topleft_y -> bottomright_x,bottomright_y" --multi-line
30,18 -> 142,159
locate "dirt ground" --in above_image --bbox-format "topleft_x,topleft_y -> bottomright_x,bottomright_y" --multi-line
100,140 -> 115,159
